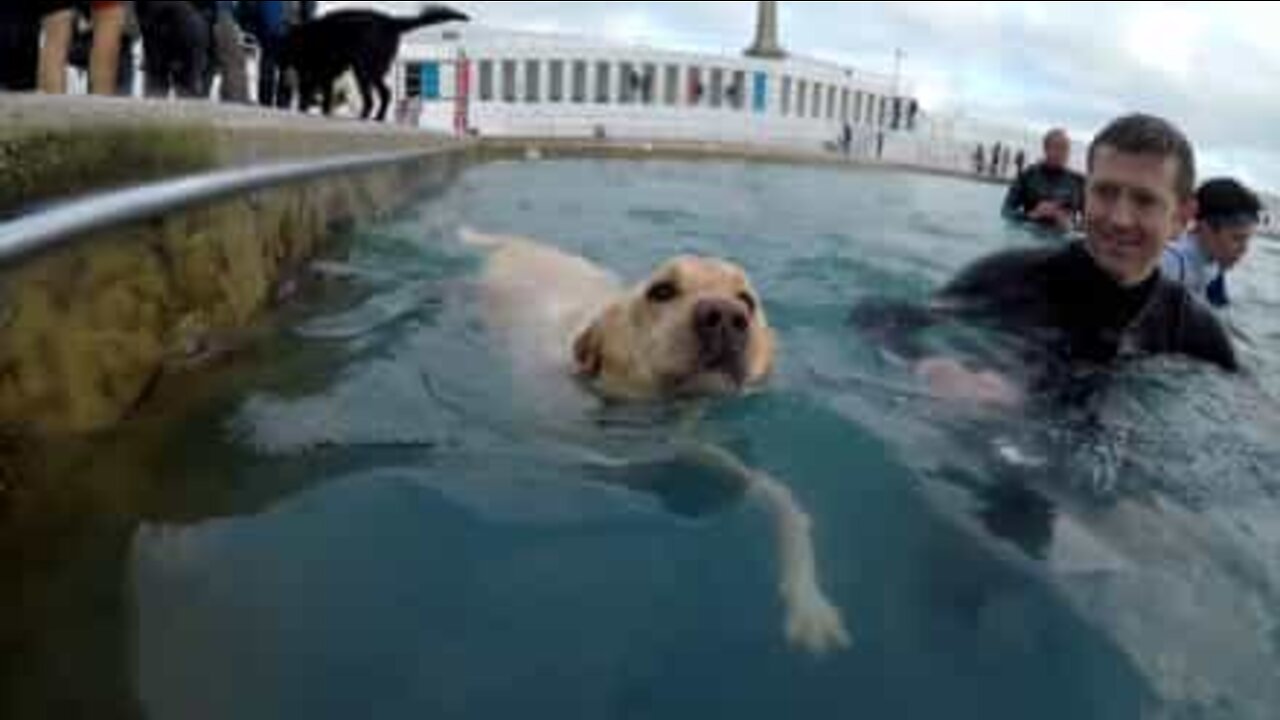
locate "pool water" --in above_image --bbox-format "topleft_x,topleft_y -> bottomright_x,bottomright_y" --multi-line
6,160 -> 1280,720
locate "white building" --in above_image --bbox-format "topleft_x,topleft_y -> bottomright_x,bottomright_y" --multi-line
380,3 -> 1067,180
389,16 -> 932,166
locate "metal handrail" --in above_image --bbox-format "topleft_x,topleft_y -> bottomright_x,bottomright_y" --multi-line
0,148 -> 448,268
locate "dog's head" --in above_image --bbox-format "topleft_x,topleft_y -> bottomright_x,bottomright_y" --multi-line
573,256 -> 776,400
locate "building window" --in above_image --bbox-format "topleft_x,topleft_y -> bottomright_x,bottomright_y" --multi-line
549,60 -> 565,103
780,76 -> 792,116
595,61 -> 611,103
709,68 -> 724,108
688,66 -> 704,105
478,59 -> 494,102
797,79 -> 807,117
664,64 -> 680,106
827,86 -> 836,120
811,83 -> 822,119
501,59 -> 517,103
878,95 -> 889,127
729,69 -> 746,110
525,60 -> 540,103
866,93 -> 877,125
404,63 -> 422,98
572,60 -> 588,103
619,61 -> 637,104
840,88 -> 850,122
641,63 -> 656,104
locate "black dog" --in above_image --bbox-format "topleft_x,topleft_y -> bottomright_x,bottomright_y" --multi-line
282,5 -> 469,121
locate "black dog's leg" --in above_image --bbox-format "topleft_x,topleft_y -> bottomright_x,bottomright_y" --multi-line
298,75 -> 315,114
321,81 -> 335,116
355,72 -> 375,120
374,78 -> 391,122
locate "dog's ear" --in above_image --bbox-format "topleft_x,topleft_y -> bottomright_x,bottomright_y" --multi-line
573,322 -> 605,378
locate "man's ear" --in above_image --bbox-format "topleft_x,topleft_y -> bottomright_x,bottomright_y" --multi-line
573,322 -> 604,378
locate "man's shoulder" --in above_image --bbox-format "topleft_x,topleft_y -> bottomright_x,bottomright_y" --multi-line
941,245 -> 1063,300
1151,277 -> 1239,371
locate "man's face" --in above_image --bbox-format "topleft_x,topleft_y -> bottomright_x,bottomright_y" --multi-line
1044,133 -> 1071,170
1200,221 -> 1255,270
1085,146 -> 1196,286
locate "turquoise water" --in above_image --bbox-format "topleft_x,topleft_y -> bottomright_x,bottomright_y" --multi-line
9,160 -> 1280,719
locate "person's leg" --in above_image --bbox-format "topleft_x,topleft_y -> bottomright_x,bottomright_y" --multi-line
173,2 -> 210,98
276,67 -> 296,109
115,36 -> 134,96
88,1 -> 125,95
258,36 -> 279,107
38,8 -> 75,93
0,12 -> 41,91
213,12 -> 248,102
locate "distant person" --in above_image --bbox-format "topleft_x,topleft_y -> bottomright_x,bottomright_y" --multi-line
974,144 -> 986,176
1162,178 -> 1262,309
0,5 -> 42,91
840,122 -> 853,156
38,0 -> 127,95
1002,128 -> 1086,232
852,114 -> 1237,412
990,142 -> 1003,177
1014,148 -> 1027,176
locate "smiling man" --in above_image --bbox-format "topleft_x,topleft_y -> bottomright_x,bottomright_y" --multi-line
854,114 -> 1239,408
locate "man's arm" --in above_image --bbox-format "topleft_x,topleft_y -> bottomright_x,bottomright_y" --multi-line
1182,302 -> 1240,373
1002,171 -> 1031,221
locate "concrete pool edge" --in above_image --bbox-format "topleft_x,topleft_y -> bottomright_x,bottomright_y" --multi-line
474,136 -> 1015,187
0,144 -> 470,438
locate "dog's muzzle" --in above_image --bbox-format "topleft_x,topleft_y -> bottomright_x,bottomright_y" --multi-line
693,298 -> 750,385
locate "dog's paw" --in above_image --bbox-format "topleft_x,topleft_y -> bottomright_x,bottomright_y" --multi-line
785,585 -> 852,656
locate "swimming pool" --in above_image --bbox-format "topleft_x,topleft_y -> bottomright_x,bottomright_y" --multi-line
6,159 -> 1280,719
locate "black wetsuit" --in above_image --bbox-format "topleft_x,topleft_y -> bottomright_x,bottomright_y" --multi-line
852,243 -> 1238,399
1002,163 -> 1086,227
855,243 -> 1239,559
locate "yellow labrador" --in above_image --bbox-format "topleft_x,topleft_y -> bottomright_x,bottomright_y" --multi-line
461,228 -> 850,655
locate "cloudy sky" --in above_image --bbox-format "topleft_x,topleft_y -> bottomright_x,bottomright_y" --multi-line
325,1 -> 1280,190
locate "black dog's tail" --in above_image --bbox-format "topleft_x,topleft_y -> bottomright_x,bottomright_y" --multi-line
389,5 -> 471,35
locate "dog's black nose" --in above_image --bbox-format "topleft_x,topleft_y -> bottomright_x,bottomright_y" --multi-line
694,298 -> 750,352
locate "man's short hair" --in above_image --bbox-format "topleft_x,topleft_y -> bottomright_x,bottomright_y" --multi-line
1087,114 -> 1197,199
1196,178 -> 1262,227
1044,128 -> 1069,146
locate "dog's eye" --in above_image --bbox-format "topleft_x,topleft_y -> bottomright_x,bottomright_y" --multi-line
647,281 -> 680,304
738,292 -> 758,316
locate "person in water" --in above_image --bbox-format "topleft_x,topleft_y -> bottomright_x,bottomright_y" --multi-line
1162,177 -> 1262,310
854,114 -> 1238,409
1001,128 -> 1086,232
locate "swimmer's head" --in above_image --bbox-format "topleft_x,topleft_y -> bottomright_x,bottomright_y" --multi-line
1196,178 -> 1262,270
1084,114 -> 1198,287
1043,128 -> 1071,170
